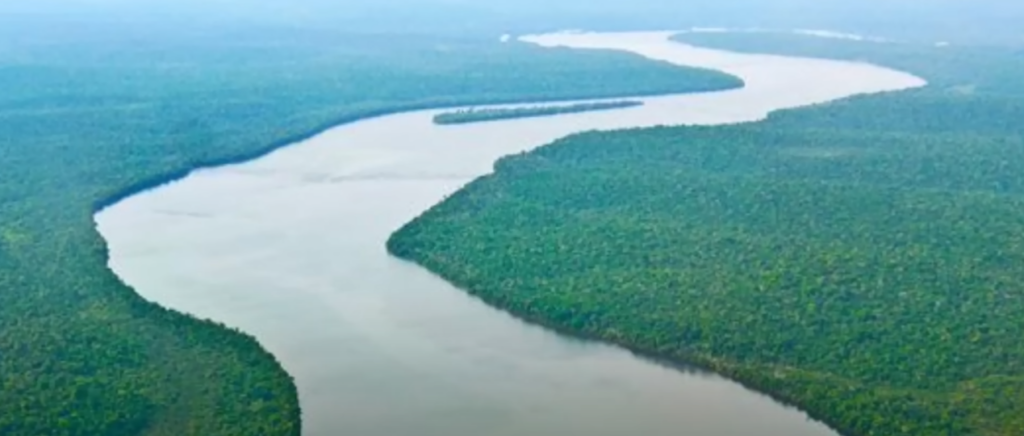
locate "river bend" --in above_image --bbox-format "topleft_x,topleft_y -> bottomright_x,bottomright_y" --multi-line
95,31 -> 925,436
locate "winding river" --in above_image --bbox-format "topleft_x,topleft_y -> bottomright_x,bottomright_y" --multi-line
95,31 -> 925,436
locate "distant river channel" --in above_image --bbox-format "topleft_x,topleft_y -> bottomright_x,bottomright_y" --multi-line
95,31 -> 925,436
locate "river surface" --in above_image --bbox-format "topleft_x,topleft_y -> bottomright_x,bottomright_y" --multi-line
95,31 -> 925,436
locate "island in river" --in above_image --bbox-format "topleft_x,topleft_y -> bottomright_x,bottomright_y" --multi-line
433,100 -> 644,124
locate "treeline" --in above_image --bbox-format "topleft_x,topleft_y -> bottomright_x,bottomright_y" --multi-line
388,36 -> 1024,436
433,100 -> 644,125
0,29 -> 740,435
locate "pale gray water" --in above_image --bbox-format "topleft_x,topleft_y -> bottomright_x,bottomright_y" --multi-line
95,31 -> 925,436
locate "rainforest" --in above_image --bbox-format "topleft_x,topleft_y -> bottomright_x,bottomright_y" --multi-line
6,0 -> 1024,434
388,33 -> 1024,436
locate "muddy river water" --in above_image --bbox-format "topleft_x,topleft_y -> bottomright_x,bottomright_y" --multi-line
95,31 -> 925,436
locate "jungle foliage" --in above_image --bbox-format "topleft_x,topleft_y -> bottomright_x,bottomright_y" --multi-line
0,27 -> 740,436
433,100 -> 645,125
389,35 -> 1024,436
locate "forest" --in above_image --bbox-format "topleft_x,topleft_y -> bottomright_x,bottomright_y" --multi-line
388,34 -> 1024,436
433,100 -> 645,125
0,26 -> 741,436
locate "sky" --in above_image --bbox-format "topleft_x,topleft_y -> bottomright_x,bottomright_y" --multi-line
2,1 -> 1022,43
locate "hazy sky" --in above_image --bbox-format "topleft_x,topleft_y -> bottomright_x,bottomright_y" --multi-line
2,1 -> 1021,43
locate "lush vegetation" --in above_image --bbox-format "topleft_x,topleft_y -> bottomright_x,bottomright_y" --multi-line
433,100 -> 645,125
0,26 -> 742,436
389,35 -> 1024,436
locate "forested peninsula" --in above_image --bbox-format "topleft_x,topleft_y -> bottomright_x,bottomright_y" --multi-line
433,100 -> 644,124
388,34 -> 1024,436
0,29 -> 741,436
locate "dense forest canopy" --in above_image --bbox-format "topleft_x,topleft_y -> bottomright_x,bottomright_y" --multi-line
389,34 -> 1024,436
0,26 -> 741,435
4,1 -> 1022,434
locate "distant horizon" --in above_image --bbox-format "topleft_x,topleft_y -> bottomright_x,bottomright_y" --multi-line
2,0 -> 1022,45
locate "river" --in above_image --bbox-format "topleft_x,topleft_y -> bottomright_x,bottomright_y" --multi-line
94,31 -> 925,436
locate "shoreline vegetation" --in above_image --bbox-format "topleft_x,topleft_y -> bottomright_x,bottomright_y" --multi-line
0,29 -> 742,436
432,100 -> 644,125
388,34 -> 1024,436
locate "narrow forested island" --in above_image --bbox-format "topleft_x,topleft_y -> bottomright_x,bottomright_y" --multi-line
389,35 -> 1024,436
433,100 -> 644,124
